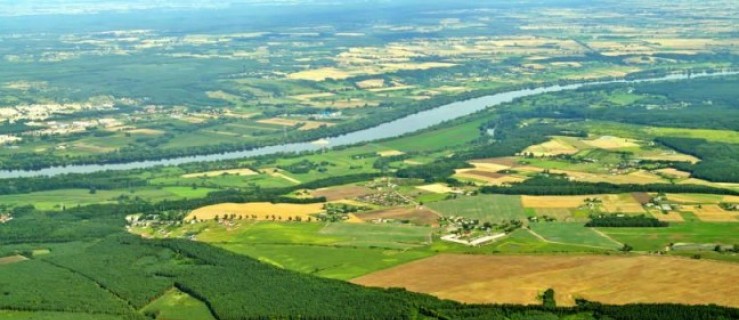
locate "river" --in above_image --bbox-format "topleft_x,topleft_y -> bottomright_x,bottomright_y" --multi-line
1,71 -> 735,179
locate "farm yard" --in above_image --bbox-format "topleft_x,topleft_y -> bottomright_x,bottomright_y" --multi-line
352,254 -> 739,307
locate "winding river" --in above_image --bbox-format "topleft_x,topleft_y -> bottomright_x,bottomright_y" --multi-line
1,71 -> 735,179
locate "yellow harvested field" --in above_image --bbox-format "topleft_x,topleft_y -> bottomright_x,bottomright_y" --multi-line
345,213 -> 365,224
257,118 -> 334,131
454,170 -> 523,185
182,168 -> 258,178
523,139 -> 578,156
287,67 -> 352,81
0,255 -> 27,265
287,62 -> 456,81
355,79 -> 385,89
353,254 -> 739,307
687,205 -> 739,222
521,195 -> 591,208
654,168 -> 692,179
582,136 -> 639,149
551,169 -> 666,185
600,194 -> 645,213
416,184 -> 455,194
468,162 -> 511,172
522,194 -> 643,213
378,150 -> 405,157
186,202 -> 325,221
724,195 -> 739,203
128,128 -> 165,135
638,153 -> 700,163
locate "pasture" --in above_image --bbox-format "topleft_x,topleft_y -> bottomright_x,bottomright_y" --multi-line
427,194 -> 528,221
352,254 -> 739,307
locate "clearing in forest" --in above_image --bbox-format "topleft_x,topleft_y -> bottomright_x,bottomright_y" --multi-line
140,288 -> 215,320
352,254 -> 739,307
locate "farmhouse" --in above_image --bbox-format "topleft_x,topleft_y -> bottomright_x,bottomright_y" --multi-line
441,233 -> 507,246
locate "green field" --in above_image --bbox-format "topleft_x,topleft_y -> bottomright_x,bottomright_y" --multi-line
165,221 -> 433,279
427,194 -> 527,221
0,187 -> 216,210
579,122 -> 739,144
599,222 -> 739,251
141,288 -> 215,320
318,223 -> 432,249
530,222 -> 622,249
219,243 -> 432,280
